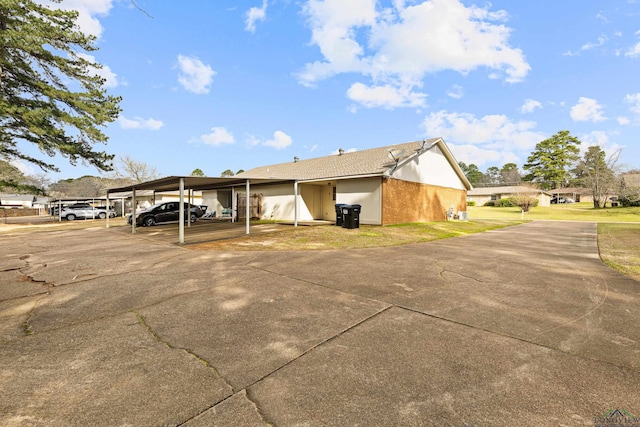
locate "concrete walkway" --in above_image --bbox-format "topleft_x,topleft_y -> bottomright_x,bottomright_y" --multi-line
0,221 -> 638,426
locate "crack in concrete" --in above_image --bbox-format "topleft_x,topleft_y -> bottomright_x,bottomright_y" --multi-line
396,304 -> 637,373
247,262 -> 635,374
233,305 -> 393,427
244,389 -> 277,427
176,390 -> 274,427
133,310 -> 233,388
133,311 -> 268,427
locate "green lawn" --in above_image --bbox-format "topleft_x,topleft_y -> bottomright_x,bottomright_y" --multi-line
468,202 -> 640,222
598,223 -> 640,282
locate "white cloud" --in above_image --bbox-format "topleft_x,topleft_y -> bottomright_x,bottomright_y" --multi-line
76,53 -> 118,88
520,99 -> 542,114
447,85 -> 464,99
618,116 -> 631,125
298,0 -> 529,109
596,11 -> 609,23
53,0 -> 114,38
625,42 -> 640,57
347,82 -> 426,109
200,127 -> 235,146
581,130 -> 610,147
263,131 -> 293,149
625,93 -> 640,115
423,110 -> 543,150
447,143 -> 511,166
119,116 -> 164,130
246,131 -> 292,149
177,55 -> 216,94
579,131 -> 624,160
422,110 -> 545,166
570,97 -> 606,122
245,0 -> 268,33
563,34 -> 608,56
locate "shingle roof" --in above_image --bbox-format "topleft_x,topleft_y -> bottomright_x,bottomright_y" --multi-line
236,138 -> 442,181
468,186 -> 551,196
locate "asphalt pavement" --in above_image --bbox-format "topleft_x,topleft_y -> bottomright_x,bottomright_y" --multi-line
0,221 -> 638,426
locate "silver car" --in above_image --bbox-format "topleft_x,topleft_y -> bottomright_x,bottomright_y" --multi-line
60,205 -> 116,220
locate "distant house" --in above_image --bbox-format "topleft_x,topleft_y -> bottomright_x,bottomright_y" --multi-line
467,186 -> 552,207
547,187 -> 593,204
0,194 -> 37,208
223,138 -> 472,225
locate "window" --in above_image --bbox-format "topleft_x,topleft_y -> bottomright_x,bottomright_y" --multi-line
332,186 -> 336,201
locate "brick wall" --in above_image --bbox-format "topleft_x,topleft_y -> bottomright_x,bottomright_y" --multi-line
381,178 -> 467,224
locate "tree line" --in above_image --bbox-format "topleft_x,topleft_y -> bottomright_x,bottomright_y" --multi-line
459,130 -> 640,208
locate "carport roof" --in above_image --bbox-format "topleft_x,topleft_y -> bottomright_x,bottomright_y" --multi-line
106,176 -> 294,195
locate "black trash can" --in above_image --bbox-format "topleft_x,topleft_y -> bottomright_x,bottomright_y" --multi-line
334,204 -> 347,226
342,204 -> 361,229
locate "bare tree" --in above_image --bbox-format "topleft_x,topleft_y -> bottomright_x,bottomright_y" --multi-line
511,185 -> 539,219
115,155 -> 160,184
573,146 -> 620,208
618,171 -> 640,206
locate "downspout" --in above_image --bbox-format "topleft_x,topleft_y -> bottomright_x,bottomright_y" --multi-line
187,188 -> 192,228
245,180 -> 250,234
179,178 -> 185,244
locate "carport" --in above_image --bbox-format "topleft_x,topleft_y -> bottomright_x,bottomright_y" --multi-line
106,176 -> 296,244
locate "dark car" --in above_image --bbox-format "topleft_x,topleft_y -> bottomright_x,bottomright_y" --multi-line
127,202 -> 204,226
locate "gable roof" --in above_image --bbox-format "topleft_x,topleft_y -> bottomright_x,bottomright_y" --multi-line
236,138 -> 472,190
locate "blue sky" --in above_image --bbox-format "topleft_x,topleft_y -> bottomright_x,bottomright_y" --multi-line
21,0 -> 640,181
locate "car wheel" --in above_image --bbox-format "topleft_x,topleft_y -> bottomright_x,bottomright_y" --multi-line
144,216 -> 156,227
98,212 -> 106,219
190,214 -> 197,223
66,214 -> 76,221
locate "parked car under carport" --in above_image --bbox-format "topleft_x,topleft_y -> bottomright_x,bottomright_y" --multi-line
127,202 -> 205,226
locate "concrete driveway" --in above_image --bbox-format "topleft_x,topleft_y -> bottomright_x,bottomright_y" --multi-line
0,221 -> 638,426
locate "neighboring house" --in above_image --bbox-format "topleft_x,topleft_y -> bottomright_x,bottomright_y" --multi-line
226,138 -> 471,225
548,187 -> 594,204
468,186 -> 552,207
0,194 -> 37,208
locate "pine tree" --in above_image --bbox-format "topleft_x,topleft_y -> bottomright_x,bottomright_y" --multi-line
523,130 -> 581,189
0,0 -> 122,172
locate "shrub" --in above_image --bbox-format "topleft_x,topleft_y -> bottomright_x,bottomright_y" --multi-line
467,201 -> 476,206
619,196 -> 640,207
483,201 -> 496,207
497,198 -> 515,207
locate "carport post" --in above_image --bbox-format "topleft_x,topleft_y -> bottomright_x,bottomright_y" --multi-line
105,193 -> 110,228
187,188 -> 192,228
179,178 -> 185,244
131,188 -> 136,234
294,180 -> 298,227
245,179 -> 250,235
